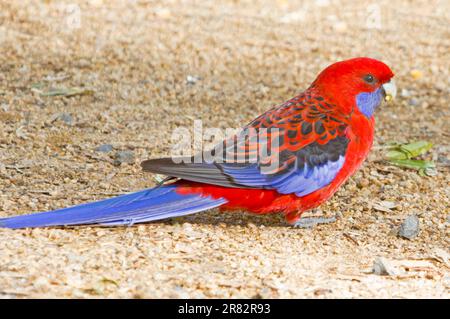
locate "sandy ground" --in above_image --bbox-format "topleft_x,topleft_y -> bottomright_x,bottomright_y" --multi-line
0,0 -> 449,298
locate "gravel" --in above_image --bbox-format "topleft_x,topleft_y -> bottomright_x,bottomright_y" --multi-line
398,215 -> 420,240
113,150 -> 135,166
95,144 -> 114,153
408,98 -> 420,106
51,113 -> 73,125
400,89 -> 411,98
0,0 -> 448,299
373,257 -> 398,276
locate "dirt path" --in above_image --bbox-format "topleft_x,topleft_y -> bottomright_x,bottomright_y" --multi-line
0,0 -> 448,298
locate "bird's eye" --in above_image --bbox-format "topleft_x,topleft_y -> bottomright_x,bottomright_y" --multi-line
364,74 -> 375,84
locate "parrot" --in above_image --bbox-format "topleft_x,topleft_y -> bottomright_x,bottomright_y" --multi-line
0,57 -> 396,229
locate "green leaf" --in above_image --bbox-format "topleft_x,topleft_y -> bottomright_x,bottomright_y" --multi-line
387,159 -> 435,170
386,149 -> 408,160
153,174 -> 167,184
399,141 -> 433,158
385,141 -> 433,160
31,82 -> 45,89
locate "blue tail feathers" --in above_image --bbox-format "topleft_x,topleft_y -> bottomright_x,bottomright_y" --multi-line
0,185 -> 227,229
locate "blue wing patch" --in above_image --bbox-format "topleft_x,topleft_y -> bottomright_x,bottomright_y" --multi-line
221,155 -> 345,196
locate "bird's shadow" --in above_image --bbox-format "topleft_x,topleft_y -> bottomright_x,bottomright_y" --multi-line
55,210 -> 290,231
159,210 -> 290,228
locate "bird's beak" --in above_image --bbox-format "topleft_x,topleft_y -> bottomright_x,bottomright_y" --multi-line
382,80 -> 397,102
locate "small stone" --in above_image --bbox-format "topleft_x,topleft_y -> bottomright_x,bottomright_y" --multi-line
408,98 -> 419,106
95,144 -> 113,153
398,215 -> 420,239
51,112 -> 73,125
113,150 -> 135,166
373,200 -> 397,213
19,65 -> 29,74
410,69 -> 423,80
294,216 -> 337,228
357,178 -> 370,188
400,88 -> 411,97
373,257 -> 398,276
424,167 -> 438,176
186,75 -> 200,85
437,155 -> 450,166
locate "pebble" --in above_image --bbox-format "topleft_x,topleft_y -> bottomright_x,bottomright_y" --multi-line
373,257 -> 398,276
400,88 -> 411,97
373,200 -> 397,213
410,69 -> 423,80
186,75 -> 200,85
113,150 -> 135,166
408,98 -> 419,106
52,112 -> 73,125
357,178 -> 370,188
95,144 -> 113,153
294,216 -> 337,228
19,65 -> 29,74
398,215 -> 420,240
437,154 -> 450,167
424,167 -> 438,177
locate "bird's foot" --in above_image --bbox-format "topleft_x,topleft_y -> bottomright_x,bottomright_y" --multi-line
293,216 -> 337,228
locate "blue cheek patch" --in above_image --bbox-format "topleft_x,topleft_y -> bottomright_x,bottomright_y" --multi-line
356,88 -> 383,118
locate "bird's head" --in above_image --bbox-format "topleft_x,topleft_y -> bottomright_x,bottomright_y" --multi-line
311,57 -> 396,118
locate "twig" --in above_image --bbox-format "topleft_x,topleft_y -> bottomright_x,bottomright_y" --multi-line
343,233 -> 360,246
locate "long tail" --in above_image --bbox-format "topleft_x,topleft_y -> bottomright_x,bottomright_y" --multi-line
0,184 -> 227,229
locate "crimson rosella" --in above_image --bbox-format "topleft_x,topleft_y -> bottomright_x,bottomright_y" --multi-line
0,57 -> 396,228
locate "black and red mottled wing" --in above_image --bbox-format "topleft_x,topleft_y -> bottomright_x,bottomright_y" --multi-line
142,90 -> 351,196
